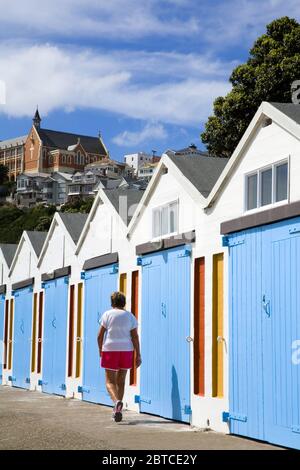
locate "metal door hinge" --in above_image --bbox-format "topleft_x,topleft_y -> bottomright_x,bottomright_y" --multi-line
25,377 -> 30,384
8,375 -> 16,382
222,411 -> 247,423
42,282 -> 51,289
110,264 -> 119,274
60,383 -> 66,391
38,379 -> 48,386
64,277 -> 69,285
78,385 -> 90,393
292,425 -> 300,434
134,395 -> 151,405
137,257 -> 152,267
184,405 -> 192,415
177,247 -> 192,258
289,226 -> 300,235
223,236 -> 245,248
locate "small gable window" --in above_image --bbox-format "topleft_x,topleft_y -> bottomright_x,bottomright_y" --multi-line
245,160 -> 288,212
152,200 -> 179,238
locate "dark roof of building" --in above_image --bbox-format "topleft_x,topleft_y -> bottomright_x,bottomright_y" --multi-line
168,154 -> 229,198
103,188 -> 145,225
166,144 -> 208,157
59,213 -> 89,243
122,176 -> 150,190
26,231 -> 47,257
270,102 -> 300,124
0,243 -> 18,267
37,128 -> 107,155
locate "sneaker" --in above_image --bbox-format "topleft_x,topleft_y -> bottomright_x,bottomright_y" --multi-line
113,400 -> 123,422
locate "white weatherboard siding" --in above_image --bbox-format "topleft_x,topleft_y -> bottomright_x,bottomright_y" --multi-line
131,170 -> 196,243
0,252 -> 10,288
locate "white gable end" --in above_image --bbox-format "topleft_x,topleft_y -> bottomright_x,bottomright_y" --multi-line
131,168 -> 198,246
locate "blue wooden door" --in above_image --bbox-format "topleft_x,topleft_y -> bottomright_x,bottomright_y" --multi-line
0,295 -> 6,381
263,219 -> 300,449
82,264 -> 118,405
140,251 -> 164,416
12,287 -> 33,389
228,229 -> 265,440
228,218 -> 300,449
42,277 -> 68,395
140,246 -> 191,422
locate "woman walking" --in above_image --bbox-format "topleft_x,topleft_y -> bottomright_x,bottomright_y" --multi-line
97,291 -> 142,422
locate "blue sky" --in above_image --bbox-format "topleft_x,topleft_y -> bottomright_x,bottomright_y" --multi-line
0,0 -> 299,161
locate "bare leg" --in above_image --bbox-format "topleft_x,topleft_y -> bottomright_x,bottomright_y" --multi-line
116,369 -> 128,401
105,369 -> 118,403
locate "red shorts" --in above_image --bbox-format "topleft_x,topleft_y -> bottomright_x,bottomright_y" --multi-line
101,351 -> 134,371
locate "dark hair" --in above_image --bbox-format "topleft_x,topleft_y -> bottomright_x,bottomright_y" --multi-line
111,291 -> 126,309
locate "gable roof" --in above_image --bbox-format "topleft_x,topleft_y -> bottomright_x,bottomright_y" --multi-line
103,189 -> 145,225
37,128 -> 107,155
26,231 -> 47,257
58,213 -> 89,243
270,102 -> 300,124
205,101 -> 300,209
168,154 -> 229,198
0,243 -> 18,267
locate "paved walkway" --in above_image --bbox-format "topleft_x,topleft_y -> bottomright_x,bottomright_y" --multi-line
0,386 -> 281,450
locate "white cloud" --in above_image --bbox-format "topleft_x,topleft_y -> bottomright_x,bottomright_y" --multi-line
0,43 -> 231,126
0,80 -> 5,104
197,0 -> 300,48
113,122 -> 168,147
0,0 -> 199,40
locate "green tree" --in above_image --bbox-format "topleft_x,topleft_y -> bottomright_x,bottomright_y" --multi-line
61,196 -> 94,213
201,17 -> 300,157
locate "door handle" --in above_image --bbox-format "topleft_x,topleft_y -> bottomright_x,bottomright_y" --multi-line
161,303 -> 166,318
186,336 -> 193,343
262,295 -> 271,317
20,320 -> 24,334
97,312 -> 101,324
52,318 -> 57,328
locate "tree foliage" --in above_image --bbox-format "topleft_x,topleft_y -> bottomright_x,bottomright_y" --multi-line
201,17 -> 300,157
0,204 -> 56,243
61,196 -> 94,214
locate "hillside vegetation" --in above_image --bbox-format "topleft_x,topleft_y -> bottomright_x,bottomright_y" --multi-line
0,197 -> 94,244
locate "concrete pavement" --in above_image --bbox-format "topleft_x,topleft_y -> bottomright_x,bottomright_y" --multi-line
0,386 -> 282,450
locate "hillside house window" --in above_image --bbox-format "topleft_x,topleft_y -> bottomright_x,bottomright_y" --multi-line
245,160 -> 288,211
152,200 -> 179,238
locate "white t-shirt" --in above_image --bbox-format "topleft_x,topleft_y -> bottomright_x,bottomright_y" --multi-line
100,308 -> 138,352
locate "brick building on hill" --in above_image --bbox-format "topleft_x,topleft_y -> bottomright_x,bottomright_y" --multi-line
0,109 -> 109,180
